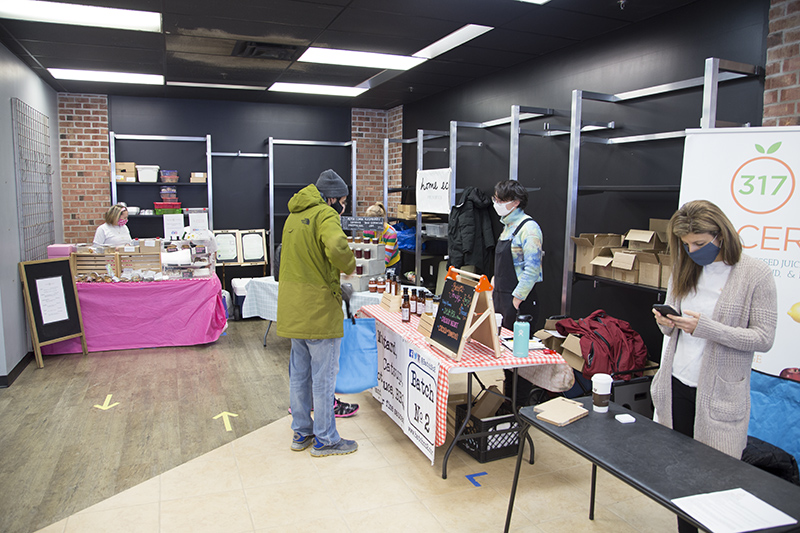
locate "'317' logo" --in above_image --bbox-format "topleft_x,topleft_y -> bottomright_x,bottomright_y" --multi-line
731,142 -> 795,214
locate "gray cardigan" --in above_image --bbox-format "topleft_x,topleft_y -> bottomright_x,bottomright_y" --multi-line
650,254 -> 777,458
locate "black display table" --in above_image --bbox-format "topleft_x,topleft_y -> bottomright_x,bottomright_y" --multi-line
505,397 -> 800,532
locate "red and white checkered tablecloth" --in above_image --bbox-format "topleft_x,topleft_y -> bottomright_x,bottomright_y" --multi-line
358,304 -> 565,447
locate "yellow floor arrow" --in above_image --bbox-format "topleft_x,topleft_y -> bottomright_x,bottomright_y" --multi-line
213,411 -> 238,432
94,394 -> 119,411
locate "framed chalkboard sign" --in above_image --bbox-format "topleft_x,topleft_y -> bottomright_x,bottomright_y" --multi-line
341,216 -> 384,233
427,267 -> 501,361
19,257 -> 87,368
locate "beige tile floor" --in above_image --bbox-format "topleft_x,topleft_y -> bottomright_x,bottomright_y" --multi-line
34,390 -> 678,533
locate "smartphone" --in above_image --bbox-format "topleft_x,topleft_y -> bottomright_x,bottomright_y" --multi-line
653,304 -> 680,316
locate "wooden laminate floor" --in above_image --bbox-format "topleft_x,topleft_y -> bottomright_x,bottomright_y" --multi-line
1,319 -> 677,533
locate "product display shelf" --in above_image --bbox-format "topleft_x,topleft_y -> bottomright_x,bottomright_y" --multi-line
109,132 -> 213,232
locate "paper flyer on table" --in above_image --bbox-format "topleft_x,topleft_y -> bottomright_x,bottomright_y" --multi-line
672,488 -> 796,533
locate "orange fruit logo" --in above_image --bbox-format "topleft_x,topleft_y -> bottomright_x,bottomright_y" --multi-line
730,142 -> 795,214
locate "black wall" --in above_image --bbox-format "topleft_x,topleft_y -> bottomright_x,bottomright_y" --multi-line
109,96 -> 352,234
401,0 -> 768,358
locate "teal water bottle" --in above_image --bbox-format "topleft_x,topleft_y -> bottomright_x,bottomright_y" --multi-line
513,315 -> 532,358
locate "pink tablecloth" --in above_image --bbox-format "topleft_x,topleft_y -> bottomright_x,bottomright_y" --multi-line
42,276 -> 227,354
359,304 -> 565,447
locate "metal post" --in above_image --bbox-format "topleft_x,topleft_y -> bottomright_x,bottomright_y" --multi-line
383,138 -> 389,209
268,137 -> 275,277
351,140 -> 357,215
205,134 -> 213,229
415,129 -> 424,286
509,105 -> 520,181
109,131 -> 117,205
701,57 -> 720,129
449,120 -> 458,207
561,90 -> 582,315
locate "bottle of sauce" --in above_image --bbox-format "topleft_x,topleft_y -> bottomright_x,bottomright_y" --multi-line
417,291 -> 425,316
401,288 -> 410,322
385,275 -> 391,294
410,289 -> 417,314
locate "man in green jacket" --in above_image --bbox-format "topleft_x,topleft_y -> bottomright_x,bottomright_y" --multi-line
277,169 -> 358,457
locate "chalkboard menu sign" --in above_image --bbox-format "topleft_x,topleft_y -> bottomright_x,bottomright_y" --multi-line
429,277 -> 474,357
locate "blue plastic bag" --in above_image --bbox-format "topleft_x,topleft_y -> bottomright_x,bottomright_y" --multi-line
336,317 -> 379,394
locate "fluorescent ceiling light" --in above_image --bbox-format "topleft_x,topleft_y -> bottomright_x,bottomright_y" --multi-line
167,81 -> 266,91
269,82 -> 367,97
298,48 -> 426,70
0,0 -> 161,32
48,68 -> 164,85
413,24 -> 493,59
515,0 -> 552,4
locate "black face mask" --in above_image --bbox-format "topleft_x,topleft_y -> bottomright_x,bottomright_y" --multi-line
330,200 -> 345,215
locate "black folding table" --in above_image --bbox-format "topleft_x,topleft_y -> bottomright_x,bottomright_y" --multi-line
505,397 -> 800,532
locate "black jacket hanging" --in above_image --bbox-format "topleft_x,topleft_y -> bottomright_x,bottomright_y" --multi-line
447,186 -> 495,277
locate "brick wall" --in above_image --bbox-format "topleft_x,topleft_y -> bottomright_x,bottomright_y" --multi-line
351,106 -> 403,217
765,0 -> 800,126
58,94 -> 111,243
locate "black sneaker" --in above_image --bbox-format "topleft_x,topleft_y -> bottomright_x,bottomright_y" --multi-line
334,398 -> 359,418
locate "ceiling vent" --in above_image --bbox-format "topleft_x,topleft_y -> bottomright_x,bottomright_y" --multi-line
231,41 -> 299,61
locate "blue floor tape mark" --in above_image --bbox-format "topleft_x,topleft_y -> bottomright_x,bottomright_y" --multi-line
466,472 -> 488,487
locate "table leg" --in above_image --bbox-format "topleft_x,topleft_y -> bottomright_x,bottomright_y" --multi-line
504,423 -> 531,533
589,463 -> 597,520
263,321 -> 272,346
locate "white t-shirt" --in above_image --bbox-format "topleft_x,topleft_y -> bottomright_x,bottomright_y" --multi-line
672,261 -> 732,387
93,223 -> 132,246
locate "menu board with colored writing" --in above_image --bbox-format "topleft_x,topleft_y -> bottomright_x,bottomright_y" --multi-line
429,277 -> 474,358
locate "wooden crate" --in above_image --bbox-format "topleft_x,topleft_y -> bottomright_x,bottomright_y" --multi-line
119,252 -> 161,273
71,252 -> 119,277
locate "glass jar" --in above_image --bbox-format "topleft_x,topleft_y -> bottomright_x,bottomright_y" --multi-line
376,276 -> 385,293
363,248 -> 372,260
354,248 -> 363,259
356,264 -> 364,275
369,278 -> 377,292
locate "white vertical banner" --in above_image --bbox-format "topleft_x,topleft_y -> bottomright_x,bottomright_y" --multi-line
680,127 -> 800,377
416,168 -> 453,214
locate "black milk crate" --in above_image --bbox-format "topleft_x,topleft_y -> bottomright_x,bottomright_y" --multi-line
455,403 -> 520,463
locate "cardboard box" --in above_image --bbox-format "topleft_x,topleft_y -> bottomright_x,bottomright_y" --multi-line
612,250 -> 639,284
658,251 -> 672,290
571,234 -> 623,275
397,204 -> 417,219
624,228 -> 666,251
560,334 -> 584,372
471,385 -> 504,420
649,218 -> 669,244
637,251 -> 661,288
47,243 -> 76,258
115,162 -> 136,181
534,329 -> 566,352
589,246 -> 621,279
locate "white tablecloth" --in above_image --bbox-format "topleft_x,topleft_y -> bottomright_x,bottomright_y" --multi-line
241,276 -> 382,322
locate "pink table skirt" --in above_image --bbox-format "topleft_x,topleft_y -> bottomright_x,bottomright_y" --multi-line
42,275 -> 227,355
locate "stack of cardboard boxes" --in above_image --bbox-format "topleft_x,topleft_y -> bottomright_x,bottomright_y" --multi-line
572,218 -> 671,290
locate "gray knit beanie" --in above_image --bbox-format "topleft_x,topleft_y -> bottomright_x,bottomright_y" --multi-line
315,169 -> 348,199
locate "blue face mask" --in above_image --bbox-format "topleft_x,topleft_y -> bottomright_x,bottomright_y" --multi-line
683,236 -> 720,266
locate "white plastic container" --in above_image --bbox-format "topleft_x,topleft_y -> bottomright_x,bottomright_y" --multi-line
136,165 -> 160,182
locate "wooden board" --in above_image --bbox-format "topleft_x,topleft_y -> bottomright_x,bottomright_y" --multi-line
71,252 -> 119,277
533,397 -> 588,427
119,252 -> 161,273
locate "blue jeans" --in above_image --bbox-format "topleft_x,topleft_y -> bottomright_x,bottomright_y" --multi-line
289,338 -> 341,446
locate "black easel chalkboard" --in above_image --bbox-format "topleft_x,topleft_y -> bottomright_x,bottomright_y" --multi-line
429,277 -> 475,358
19,257 -> 87,368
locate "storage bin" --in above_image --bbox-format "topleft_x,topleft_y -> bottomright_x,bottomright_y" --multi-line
154,202 -> 181,209
160,170 -> 179,183
454,402 -> 520,463
136,165 -> 160,182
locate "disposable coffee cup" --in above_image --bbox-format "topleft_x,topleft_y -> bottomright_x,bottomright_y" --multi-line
495,313 -> 504,336
591,373 -> 613,413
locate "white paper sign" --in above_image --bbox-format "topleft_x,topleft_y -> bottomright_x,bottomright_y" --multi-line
416,168 -> 453,214
188,213 -> 209,231
373,322 -> 439,463
673,488 -> 796,533
35,277 -> 69,325
241,232 -> 265,262
681,127 -> 800,376
163,214 -> 184,240
215,233 -> 238,262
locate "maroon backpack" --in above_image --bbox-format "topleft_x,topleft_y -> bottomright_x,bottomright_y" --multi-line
556,309 -> 648,381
